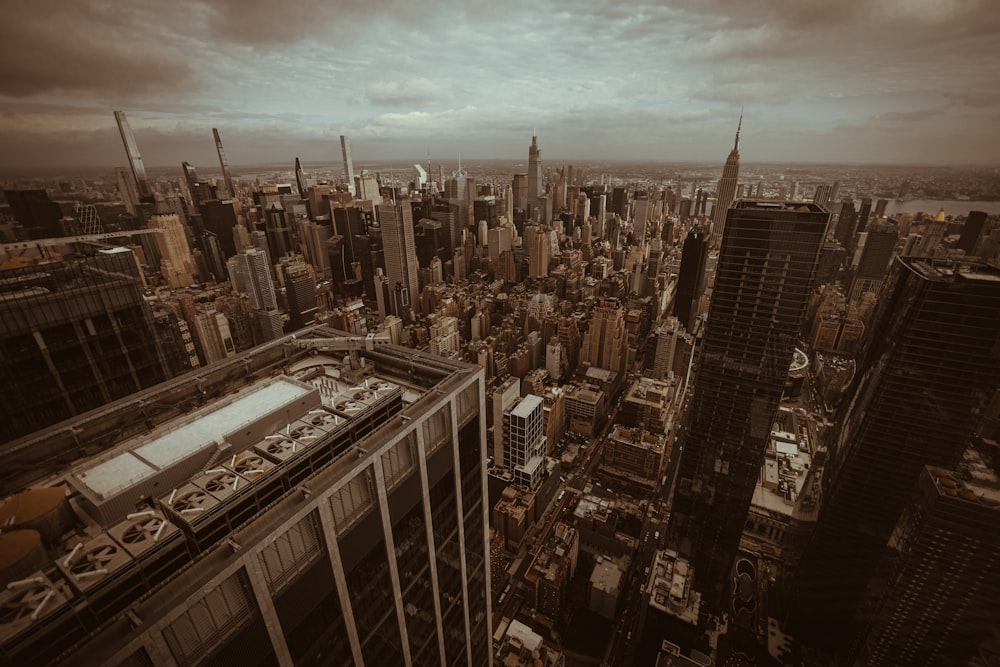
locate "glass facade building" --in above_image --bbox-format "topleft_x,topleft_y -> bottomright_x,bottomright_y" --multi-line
795,258 -> 1000,647
671,201 -> 829,608
0,249 -> 184,443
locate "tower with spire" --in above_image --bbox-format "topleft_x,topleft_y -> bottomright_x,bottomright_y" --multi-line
527,133 -> 543,219
711,112 -> 742,239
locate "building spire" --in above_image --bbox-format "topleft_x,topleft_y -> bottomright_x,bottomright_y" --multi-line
734,108 -> 743,152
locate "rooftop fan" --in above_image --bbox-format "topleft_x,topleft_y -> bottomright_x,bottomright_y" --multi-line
68,544 -> 118,577
235,456 -> 267,476
172,491 -> 209,512
0,582 -> 58,625
203,472 -> 240,493
120,517 -> 167,544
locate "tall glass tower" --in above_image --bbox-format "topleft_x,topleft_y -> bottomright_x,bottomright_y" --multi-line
671,200 -> 830,608
794,257 -> 1000,648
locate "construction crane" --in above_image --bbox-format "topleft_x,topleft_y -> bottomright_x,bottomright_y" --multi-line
1,228 -> 165,254
290,333 -> 391,368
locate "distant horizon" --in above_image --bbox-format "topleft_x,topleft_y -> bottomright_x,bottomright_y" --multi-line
3,157 -> 999,176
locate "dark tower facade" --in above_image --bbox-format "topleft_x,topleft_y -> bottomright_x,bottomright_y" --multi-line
845,463 -> 1000,666
957,210 -> 988,255
3,189 -> 64,240
795,258 -> 1000,648
673,225 -> 709,333
0,250 -> 182,443
671,201 -> 829,608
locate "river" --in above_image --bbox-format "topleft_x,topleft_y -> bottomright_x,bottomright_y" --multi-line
883,199 -> 1000,217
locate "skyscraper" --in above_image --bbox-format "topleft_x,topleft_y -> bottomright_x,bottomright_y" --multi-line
671,201 -> 829,607
512,173 -> 528,213
113,110 -> 152,201
340,135 -> 356,196
283,260 -> 317,330
835,199 -> 858,247
579,299 -> 629,376
856,196 -> 873,235
0,249 -> 181,443
0,327 -> 492,667
378,202 -> 420,320
849,219 -> 898,300
957,210 -> 988,255
710,114 -> 742,238
504,394 -> 547,490
150,207 -> 197,288
673,225 -> 709,333
228,247 -> 282,341
845,462 -> 1000,666
527,134 -> 543,218
2,189 -> 64,239
795,257 -> 1000,647
213,127 -> 236,199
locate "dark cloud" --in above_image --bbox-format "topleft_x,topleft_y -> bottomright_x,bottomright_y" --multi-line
0,0 -> 193,98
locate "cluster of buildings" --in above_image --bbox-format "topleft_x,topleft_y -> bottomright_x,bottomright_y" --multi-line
1,109 -> 999,667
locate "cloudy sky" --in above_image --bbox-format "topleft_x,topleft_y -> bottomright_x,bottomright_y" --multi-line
1,0 -> 998,169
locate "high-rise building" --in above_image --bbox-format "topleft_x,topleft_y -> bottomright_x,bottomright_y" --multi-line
378,202 -> 420,320
0,248 -> 183,443
957,210 -> 988,255
835,199 -> 858,247
651,317 -> 680,381
2,189 -> 64,239
512,173 -> 528,212
795,258 -> 1000,648
526,225 -> 550,279
671,201 -> 829,608
213,128 -> 236,199
0,327 -> 492,667
673,226 -> 709,333
229,247 -> 278,311
873,198 -> 889,219
579,299 -> 629,376
150,208 -> 197,288
710,114 -> 742,238
504,394 -> 547,490
191,306 -> 236,363
340,135 -> 356,196
283,261 -> 317,331
113,110 -> 152,201
527,134 -> 543,218
849,220 -> 898,300
844,462 -> 1000,666
357,173 -> 381,205
856,197 -> 873,235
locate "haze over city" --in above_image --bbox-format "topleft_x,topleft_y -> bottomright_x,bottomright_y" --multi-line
2,0 -> 1000,167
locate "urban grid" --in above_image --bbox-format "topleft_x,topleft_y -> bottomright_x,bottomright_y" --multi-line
1,10 -> 999,666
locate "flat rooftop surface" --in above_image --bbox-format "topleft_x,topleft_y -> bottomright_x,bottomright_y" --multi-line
77,378 -> 313,498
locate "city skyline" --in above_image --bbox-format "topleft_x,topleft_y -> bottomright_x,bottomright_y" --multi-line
2,1 -> 1000,168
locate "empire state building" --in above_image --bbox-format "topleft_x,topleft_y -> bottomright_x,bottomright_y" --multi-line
711,114 -> 742,237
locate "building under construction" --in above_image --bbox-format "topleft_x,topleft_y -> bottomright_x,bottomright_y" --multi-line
0,326 -> 492,666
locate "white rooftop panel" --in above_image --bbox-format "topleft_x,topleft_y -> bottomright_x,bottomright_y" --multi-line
78,453 -> 155,499
135,379 -> 312,468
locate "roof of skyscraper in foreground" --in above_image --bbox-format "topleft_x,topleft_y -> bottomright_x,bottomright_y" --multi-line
0,326 -> 487,665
